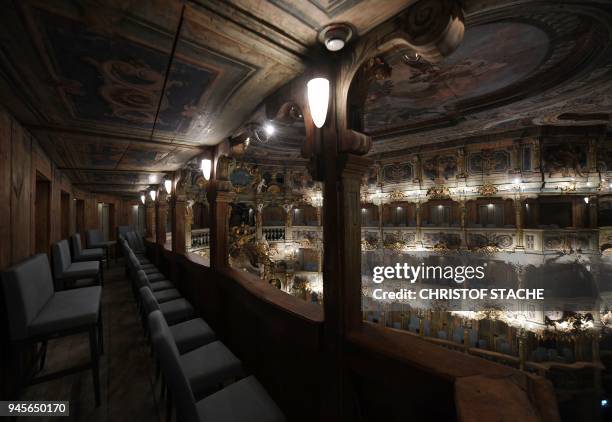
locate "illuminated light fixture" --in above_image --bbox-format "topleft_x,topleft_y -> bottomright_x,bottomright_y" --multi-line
140,194 -> 145,204
264,123 -> 275,136
307,78 -> 330,128
164,178 -> 172,194
584,196 -> 589,204
319,24 -> 352,52
513,178 -> 520,184
201,158 -> 212,181
148,174 -> 158,184
149,190 -> 156,201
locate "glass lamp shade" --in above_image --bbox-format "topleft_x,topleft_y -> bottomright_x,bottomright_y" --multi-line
307,78 -> 330,128
164,179 -> 172,194
201,159 -> 212,181
149,190 -> 156,201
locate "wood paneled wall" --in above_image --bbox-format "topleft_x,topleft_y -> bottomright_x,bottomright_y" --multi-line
0,106 -> 135,398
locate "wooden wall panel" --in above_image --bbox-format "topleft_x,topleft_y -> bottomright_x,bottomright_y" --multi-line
0,110 -> 11,269
10,121 -> 32,263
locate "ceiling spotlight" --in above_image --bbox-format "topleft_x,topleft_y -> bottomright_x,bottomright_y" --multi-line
513,178 -> 520,184
164,178 -> 172,194
264,123 -> 275,136
149,190 -> 156,201
148,174 -> 158,184
140,194 -> 145,204
201,158 -> 212,181
318,24 -> 352,52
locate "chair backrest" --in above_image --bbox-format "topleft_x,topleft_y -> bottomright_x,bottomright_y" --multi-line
52,239 -> 73,279
136,270 -> 152,289
87,229 -> 103,245
139,287 -> 161,315
117,225 -> 130,240
71,233 -> 83,258
149,310 -> 199,422
1,254 -> 55,340
126,231 -> 137,250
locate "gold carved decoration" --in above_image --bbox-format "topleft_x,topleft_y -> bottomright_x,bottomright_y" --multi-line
388,190 -> 407,202
477,183 -> 498,196
558,184 -> 576,194
426,185 -> 450,199
362,238 -> 379,251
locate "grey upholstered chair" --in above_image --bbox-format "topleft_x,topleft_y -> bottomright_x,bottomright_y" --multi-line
147,311 -> 244,402
71,233 -> 105,273
127,251 -> 165,283
138,288 -> 215,354
1,254 -> 103,406
149,311 -> 285,422
136,270 -> 181,303
126,231 -> 147,255
86,229 -> 117,268
52,240 -> 102,290
139,286 -> 195,326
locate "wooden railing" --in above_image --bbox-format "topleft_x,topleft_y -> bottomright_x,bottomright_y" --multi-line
145,240 -> 560,422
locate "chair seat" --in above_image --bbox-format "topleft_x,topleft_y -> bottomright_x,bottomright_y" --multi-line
63,261 -> 100,278
79,248 -> 104,259
91,240 -> 116,248
28,286 -> 101,338
196,376 -> 285,422
154,288 -> 182,303
66,278 -> 99,289
171,318 -> 216,354
150,280 -> 174,292
181,340 -> 242,398
146,272 -> 166,282
160,299 -> 195,325
141,264 -> 158,271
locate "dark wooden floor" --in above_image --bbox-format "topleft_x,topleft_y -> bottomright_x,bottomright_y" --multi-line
20,259 -> 163,422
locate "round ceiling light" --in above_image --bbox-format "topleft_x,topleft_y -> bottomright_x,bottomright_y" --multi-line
318,24 -> 352,52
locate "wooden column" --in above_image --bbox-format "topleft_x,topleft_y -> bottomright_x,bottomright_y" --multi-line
209,153 -> 234,270
156,191 -> 168,246
172,194 -> 187,254
145,198 -> 156,239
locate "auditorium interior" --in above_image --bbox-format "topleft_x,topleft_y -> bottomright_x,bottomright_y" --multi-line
1,0 -> 612,421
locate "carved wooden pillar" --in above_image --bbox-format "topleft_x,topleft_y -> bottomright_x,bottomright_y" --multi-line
156,191 -> 169,246
172,194 -> 187,254
185,201 -> 193,251
210,155 -> 234,270
145,198 -> 156,239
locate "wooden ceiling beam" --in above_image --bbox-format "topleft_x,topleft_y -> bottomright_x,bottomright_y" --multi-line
26,124 -> 206,150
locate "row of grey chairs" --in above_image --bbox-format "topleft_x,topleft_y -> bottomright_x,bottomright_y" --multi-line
120,234 -> 285,422
50,234 -> 103,291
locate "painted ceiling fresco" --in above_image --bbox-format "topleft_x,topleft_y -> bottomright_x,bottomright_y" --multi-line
364,2 -> 612,156
0,0 -> 318,196
365,22 -> 550,129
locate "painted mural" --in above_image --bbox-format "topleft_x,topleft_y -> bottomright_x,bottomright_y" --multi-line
364,22 -> 550,131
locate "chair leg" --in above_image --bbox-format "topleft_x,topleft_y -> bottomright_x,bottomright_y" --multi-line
106,248 -> 110,268
98,311 -> 104,355
166,390 -> 172,422
39,341 -> 48,372
88,326 -> 101,407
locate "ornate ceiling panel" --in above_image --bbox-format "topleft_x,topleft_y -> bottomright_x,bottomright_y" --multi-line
363,1 -> 612,155
0,0 -> 309,195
